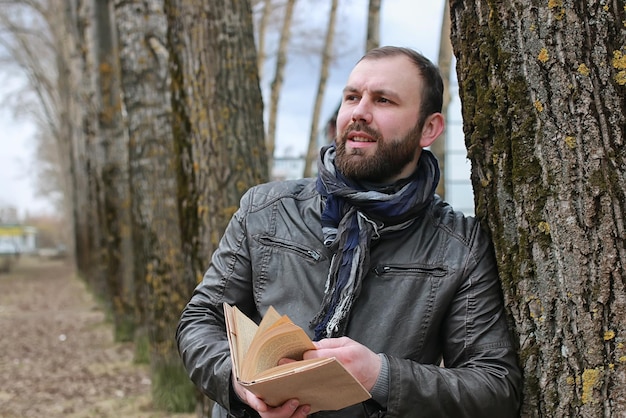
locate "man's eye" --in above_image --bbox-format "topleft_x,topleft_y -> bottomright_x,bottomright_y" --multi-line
378,97 -> 390,103
345,95 -> 359,102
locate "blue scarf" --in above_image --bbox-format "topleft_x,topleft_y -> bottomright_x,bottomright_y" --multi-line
311,145 -> 440,339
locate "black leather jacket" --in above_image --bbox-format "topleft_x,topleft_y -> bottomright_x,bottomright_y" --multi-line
176,179 -> 521,417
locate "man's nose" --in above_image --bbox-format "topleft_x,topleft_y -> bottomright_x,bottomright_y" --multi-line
351,99 -> 373,124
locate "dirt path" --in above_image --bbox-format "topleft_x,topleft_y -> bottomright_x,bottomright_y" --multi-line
0,256 -> 195,418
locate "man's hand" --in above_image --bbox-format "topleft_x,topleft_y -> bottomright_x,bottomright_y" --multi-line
303,336 -> 382,392
232,375 -> 311,417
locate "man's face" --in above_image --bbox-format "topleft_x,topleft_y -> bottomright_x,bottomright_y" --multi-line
335,55 -> 425,183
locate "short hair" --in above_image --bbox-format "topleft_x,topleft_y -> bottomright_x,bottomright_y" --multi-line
359,46 -> 444,129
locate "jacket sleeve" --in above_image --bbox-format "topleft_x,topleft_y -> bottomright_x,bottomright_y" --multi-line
384,222 -> 522,417
176,189 -> 259,416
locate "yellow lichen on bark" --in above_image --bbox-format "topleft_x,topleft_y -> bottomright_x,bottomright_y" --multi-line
577,63 -> 590,76
538,48 -> 550,63
581,368 -> 601,404
547,0 -> 565,19
613,50 -> 626,85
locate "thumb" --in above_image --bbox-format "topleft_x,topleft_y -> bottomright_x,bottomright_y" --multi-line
313,336 -> 350,349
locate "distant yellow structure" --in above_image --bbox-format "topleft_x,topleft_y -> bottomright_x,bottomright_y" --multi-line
0,224 -> 37,272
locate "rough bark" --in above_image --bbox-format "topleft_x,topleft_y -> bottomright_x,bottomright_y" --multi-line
166,0 -> 267,410
94,0 -> 135,343
303,0 -> 338,178
112,0 -> 188,386
450,0 -> 626,416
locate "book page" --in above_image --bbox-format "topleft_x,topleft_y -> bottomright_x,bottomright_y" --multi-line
224,303 -> 240,375
255,306 -> 282,336
241,322 -> 315,380
225,304 -> 370,412
223,303 -> 258,376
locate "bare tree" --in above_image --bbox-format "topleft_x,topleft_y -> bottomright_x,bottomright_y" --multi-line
0,1 -> 103,285
450,1 -> 626,415
265,0 -> 297,167
432,1 -> 452,199
302,0 -> 338,178
365,0 -> 381,51
0,1 -> 73,248
254,0 -> 272,81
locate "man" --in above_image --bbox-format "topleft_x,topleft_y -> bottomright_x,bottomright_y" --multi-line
177,46 -> 521,417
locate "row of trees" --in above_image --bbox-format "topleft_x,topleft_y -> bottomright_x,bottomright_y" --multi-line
0,0 -> 388,413
1,0 -> 625,416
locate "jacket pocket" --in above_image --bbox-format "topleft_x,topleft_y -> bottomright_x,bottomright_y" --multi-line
256,235 -> 324,262
371,263 -> 448,279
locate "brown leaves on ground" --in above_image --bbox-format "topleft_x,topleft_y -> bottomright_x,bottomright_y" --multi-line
0,257 -> 194,418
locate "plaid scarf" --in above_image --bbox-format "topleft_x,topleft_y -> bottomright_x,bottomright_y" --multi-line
310,145 -> 440,340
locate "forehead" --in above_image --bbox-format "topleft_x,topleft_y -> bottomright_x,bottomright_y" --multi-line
346,55 -> 422,97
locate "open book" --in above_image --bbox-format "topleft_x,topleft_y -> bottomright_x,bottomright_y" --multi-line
223,303 -> 371,413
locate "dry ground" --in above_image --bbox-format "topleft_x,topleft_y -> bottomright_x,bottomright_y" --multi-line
0,256 -> 195,418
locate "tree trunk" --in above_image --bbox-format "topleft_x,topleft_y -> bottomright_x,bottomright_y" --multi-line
94,0 -> 135,343
450,1 -> 626,416
58,0 -> 92,281
113,0 -> 195,410
255,0 -> 272,81
365,0 -> 381,51
50,2 -> 80,265
266,0 -> 296,166
166,0 -> 267,411
433,1 -> 452,199
302,0 -> 338,178
75,0 -> 108,297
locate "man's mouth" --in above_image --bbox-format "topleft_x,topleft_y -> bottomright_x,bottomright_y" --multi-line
347,132 -> 376,142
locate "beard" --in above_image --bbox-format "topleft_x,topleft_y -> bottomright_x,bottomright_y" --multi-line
335,120 -> 423,182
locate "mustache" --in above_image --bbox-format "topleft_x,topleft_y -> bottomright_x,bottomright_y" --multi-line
341,121 -> 382,141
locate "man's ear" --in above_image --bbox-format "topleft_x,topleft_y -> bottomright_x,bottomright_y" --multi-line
419,113 -> 445,148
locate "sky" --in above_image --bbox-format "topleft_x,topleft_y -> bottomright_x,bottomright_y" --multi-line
0,0 -> 448,219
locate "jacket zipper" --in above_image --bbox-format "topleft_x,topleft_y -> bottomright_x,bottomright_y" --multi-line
372,265 -> 447,277
258,236 -> 323,261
